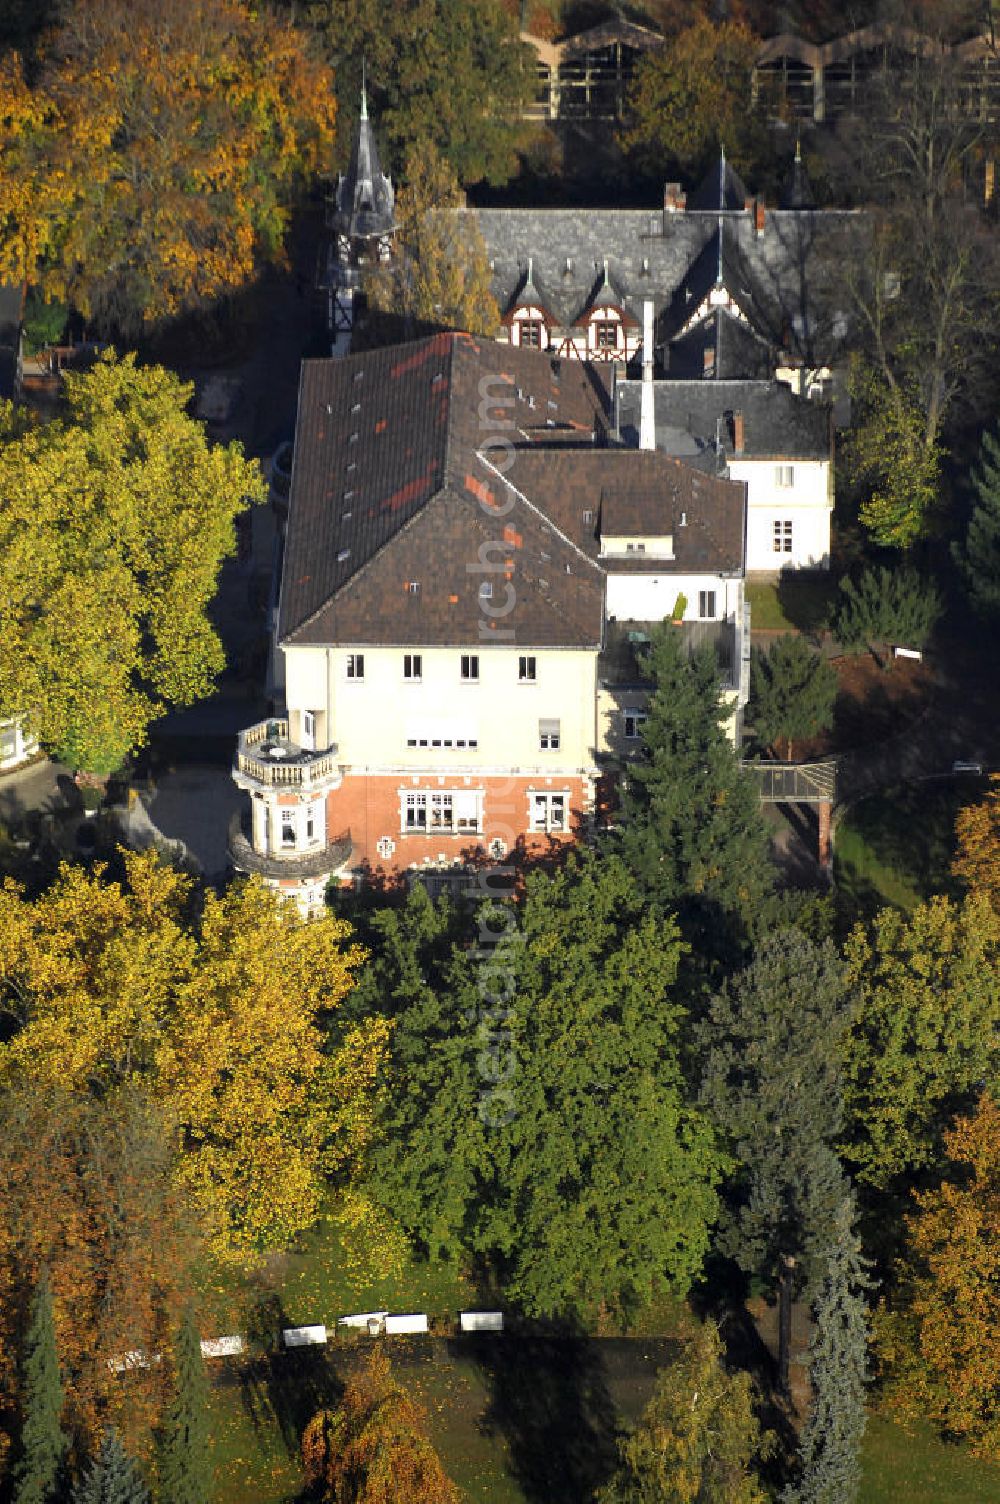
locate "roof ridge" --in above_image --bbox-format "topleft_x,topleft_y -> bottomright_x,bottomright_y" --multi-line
476,451 -> 604,577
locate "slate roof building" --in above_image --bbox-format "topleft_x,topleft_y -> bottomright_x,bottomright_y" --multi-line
231,332 -> 749,902
464,150 -> 853,396
615,377 -> 834,571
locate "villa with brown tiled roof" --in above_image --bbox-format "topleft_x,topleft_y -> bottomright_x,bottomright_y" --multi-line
231,333 -> 749,904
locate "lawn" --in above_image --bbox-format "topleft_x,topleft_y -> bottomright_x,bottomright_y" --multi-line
861,1415 -> 1000,1504
746,574 -> 840,635
834,778 -> 977,913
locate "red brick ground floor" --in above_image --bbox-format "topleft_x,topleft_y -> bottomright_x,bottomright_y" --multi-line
324,768 -> 596,875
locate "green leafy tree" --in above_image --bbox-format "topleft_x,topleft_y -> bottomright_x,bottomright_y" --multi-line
13,1272 -> 67,1504
841,894 -> 1000,1189
845,365 -> 944,549
598,1319 -> 772,1504
365,141 -> 499,337
749,635 -> 838,760
0,351 -> 265,773
306,0 -> 533,187
783,1197 -> 871,1504
158,1306 -> 209,1504
612,625 -> 774,949
373,854 -> 724,1318
831,564 -> 941,664
696,931 -> 854,1294
953,424 -> 1000,619
621,18 -> 770,183
71,1429 -> 149,1504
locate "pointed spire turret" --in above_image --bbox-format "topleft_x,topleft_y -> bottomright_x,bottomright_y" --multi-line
331,82 -> 396,247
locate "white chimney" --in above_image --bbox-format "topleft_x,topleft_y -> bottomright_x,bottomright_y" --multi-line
640,299 -> 655,452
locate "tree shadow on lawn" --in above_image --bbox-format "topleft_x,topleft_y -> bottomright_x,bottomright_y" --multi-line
238,1294 -> 343,1456
465,1325 -> 620,1503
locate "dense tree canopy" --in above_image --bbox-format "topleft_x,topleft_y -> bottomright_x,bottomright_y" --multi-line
621,19 -> 770,183
841,895 -> 1000,1189
0,852 -> 384,1259
877,1093 -> 1000,1457
954,426 -> 1000,619
371,857 -> 723,1318
697,931 -> 853,1294
305,0 -> 533,187
0,352 -> 265,773
953,774 -> 1000,910
0,0 -> 336,334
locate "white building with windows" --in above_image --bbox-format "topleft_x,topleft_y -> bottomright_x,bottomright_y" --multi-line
230,333 -> 749,902
615,378 -> 833,571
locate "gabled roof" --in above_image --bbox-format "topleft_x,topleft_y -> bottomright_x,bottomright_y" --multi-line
660,219 -> 774,343
688,151 -> 750,213
574,263 -> 640,327
278,334 -> 748,652
507,258 -> 556,319
279,335 -> 613,649
500,449 -> 746,575
667,310 -> 774,382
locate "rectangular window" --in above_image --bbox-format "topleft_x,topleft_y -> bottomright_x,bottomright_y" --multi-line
401,791 -> 481,834
280,809 -> 296,848
596,323 -> 618,351
301,709 -> 316,749
346,653 -> 365,680
773,520 -> 793,554
406,581 -> 420,595
520,319 -> 542,348
539,718 -> 560,750
624,710 -> 648,740
698,590 -> 717,619
461,655 -> 479,682
775,465 -> 795,488
530,792 -> 568,832
305,802 -> 319,844
479,582 -> 492,600
519,655 -> 537,682
625,542 -> 646,553
404,653 -> 422,681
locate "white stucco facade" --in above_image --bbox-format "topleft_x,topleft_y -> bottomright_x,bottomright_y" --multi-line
729,456 -> 832,571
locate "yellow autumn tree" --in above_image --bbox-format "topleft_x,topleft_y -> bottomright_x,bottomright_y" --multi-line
953,774 -> 1000,912
0,852 -> 391,1263
0,350 -> 266,774
365,141 -> 499,338
0,0 -> 336,334
302,1347 -> 463,1504
876,1093 -> 1000,1457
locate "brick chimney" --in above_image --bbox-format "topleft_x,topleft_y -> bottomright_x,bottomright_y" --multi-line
733,410 -> 745,454
663,182 -> 687,213
754,200 -> 766,237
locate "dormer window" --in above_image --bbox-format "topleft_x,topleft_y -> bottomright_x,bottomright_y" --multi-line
596,324 -> 618,351
520,319 -> 543,348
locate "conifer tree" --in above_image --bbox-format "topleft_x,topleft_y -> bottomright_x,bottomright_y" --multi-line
159,1306 -> 210,1504
612,625 -> 774,949
72,1430 -> 149,1504
783,1197 -> 871,1504
13,1271 -> 67,1504
749,635 -> 837,760
954,425 -> 1000,619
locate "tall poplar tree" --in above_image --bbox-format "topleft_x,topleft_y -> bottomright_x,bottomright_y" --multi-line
783,1197 -> 871,1504
159,1306 -> 210,1504
13,1271 -> 66,1504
